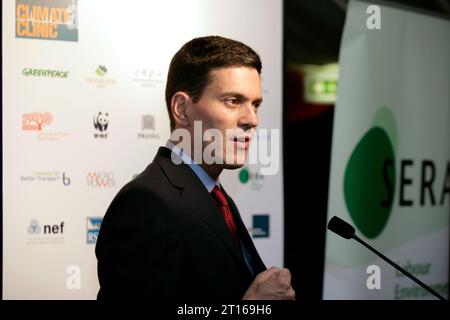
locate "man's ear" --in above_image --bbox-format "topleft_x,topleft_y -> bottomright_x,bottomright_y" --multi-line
171,92 -> 191,128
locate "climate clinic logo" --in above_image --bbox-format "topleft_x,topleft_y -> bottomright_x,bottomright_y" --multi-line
344,107 -> 397,239
15,0 -> 78,42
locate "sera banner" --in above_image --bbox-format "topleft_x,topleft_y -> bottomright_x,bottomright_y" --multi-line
323,1 -> 450,299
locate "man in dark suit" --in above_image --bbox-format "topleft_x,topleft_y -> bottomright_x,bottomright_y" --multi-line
96,36 -> 295,301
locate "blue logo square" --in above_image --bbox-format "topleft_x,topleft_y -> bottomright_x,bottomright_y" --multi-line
252,214 -> 270,238
87,217 -> 103,244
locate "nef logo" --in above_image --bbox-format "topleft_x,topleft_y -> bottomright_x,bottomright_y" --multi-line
87,172 -> 116,188
93,112 -> 108,138
15,0 -> 78,41
22,112 -> 53,131
27,219 -> 64,234
27,219 -> 41,234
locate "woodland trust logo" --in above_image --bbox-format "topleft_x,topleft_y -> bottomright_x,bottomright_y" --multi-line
344,107 -> 397,239
86,65 -> 116,88
96,65 -> 107,76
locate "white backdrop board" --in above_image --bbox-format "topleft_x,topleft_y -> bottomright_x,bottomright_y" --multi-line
3,0 -> 283,299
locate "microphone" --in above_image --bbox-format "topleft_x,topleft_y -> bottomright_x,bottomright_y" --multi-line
327,216 -> 446,300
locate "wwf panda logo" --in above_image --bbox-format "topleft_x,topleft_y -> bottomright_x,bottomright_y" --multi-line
93,112 -> 109,132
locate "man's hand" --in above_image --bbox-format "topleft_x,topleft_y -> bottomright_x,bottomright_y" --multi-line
242,266 -> 296,300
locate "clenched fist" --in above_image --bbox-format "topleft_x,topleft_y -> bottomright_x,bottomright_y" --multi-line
242,267 -> 296,300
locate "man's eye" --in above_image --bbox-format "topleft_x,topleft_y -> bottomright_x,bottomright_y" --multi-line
225,98 -> 239,105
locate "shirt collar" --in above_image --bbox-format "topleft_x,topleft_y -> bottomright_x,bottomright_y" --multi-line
165,140 -> 219,193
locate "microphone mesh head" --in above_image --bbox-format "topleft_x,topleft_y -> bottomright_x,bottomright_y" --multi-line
327,216 -> 355,239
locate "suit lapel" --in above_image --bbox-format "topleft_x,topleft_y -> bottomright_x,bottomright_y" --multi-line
155,147 -> 251,275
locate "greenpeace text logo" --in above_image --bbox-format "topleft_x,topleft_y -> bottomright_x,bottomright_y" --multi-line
87,217 -> 103,244
27,219 -> 65,245
22,68 -> 70,78
15,0 -> 78,41
138,114 -> 160,139
87,172 -> 116,188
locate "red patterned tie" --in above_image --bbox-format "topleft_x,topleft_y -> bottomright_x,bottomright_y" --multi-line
211,186 -> 239,242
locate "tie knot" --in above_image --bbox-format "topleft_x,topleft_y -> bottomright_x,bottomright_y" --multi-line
211,186 -> 228,207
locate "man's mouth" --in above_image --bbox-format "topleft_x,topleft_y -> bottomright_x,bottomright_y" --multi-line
232,136 -> 251,150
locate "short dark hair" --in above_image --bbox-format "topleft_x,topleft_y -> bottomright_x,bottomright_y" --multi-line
165,35 -> 262,131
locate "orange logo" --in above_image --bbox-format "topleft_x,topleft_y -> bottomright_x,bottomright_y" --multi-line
22,112 -> 53,131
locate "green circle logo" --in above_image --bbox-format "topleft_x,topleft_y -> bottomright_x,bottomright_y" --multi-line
239,168 -> 250,183
344,127 -> 396,239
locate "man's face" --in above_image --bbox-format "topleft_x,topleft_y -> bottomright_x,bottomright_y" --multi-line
186,66 -> 262,169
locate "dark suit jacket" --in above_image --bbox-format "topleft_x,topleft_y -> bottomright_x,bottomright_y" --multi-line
95,146 -> 267,301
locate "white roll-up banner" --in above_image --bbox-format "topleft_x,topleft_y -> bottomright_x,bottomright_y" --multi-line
324,0 -> 449,299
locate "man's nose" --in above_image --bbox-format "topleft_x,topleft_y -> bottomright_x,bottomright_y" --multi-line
239,103 -> 258,130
